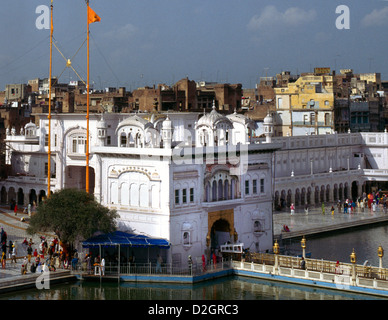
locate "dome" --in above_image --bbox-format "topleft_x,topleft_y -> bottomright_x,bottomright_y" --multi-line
115,114 -> 153,134
227,111 -> 256,128
97,113 -> 107,129
263,113 -> 273,125
162,115 -> 172,130
24,121 -> 37,129
196,101 -> 232,129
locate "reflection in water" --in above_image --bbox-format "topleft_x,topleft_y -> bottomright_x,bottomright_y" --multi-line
0,276 -> 382,300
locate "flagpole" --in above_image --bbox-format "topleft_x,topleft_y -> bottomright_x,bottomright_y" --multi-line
47,0 -> 54,198
86,0 -> 90,193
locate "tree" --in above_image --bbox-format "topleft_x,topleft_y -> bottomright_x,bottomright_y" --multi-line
27,188 -> 118,248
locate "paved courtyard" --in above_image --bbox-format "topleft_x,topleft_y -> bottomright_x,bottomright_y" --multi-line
273,202 -> 388,237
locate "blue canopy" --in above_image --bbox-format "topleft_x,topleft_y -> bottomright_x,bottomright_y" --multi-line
82,231 -> 170,249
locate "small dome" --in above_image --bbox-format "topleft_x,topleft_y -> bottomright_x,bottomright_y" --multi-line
24,121 -> 37,129
162,115 -> 172,129
263,113 -> 273,125
97,113 -> 107,129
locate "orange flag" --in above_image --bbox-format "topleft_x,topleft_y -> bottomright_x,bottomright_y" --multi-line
88,6 -> 101,24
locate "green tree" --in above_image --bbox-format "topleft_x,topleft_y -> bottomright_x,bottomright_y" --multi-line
27,188 -> 118,247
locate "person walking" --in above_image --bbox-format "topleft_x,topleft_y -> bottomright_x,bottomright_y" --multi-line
11,244 -> 17,265
304,204 -> 309,215
290,203 -> 295,215
331,205 -> 335,216
321,202 -> 325,215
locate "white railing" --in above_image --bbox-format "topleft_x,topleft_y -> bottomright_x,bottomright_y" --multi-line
72,259 -> 232,277
235,253 -> 388,294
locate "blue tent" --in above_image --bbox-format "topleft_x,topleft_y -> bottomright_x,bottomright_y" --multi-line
82,231 -> 170,249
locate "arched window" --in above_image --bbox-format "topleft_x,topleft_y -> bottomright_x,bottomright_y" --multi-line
212,181 -> 217,202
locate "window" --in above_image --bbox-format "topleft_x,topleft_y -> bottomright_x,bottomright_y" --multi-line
310,113 -> 315,125
175,190 -> 180,205
183,232 -> 191,246
182,189 -> 187,203
190,188 -> 194,202
253,179 -> 257,194
54,134 -> 57,147
107,136 -> 111,145
71,135 -> 86,153
260,179 -> 265,193
120,134 -> 127,147
325,113 -> 330,126
254,220 -> 263,232
45,134 -> 49,146
303,115 -> 308,125
245,180 -> 250,195
44,162 -> 48,177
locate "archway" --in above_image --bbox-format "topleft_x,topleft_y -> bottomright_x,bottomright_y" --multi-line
1,187 -> 7,204
29,189 -> 37,205
207,209 -> 234,253
210,219 -> 231,252
295,189 -> 300,206
38,190 -> 46,203
351,181 -> 358,201
17,188 -> 24,206
8,187 -> 16,206
301,188 -> 306,205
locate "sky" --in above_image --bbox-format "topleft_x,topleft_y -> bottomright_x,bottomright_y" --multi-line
0,0 -> 387,91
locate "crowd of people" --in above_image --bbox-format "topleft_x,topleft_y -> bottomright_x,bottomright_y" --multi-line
288,191 -> 388,217
0,227 -> 75,275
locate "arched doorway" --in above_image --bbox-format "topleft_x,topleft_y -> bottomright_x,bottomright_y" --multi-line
1,187 -> 7,204
207,209 -> 235,253
17,188 -> 24,206
351,181 -> 358,201
29,189 -> 37,205
210,219 -> 231,252
38,190 -> 46,203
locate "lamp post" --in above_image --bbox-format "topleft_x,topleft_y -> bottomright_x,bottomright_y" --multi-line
350,249 -> 357,286
378,246 -> 384,269
301,236 -> 306,259
273,240 -> 279,274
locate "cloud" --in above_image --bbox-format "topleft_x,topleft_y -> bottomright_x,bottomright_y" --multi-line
248,5 -> 317,31
361,7 -> 388,27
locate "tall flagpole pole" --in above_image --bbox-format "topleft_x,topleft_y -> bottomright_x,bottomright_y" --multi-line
47,0 -> 54,198
86,0 -> 90,193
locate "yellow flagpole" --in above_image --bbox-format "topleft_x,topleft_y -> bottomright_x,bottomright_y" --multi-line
86,0 -> 90,193
47,0 -> 53,198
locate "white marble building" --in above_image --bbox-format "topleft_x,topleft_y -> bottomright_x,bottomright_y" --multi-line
3,107 -> 388,265
2,106 -> 280,265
